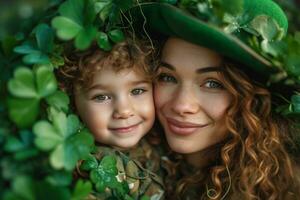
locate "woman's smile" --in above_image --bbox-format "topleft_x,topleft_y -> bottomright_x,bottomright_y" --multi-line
166,117 -> 211,136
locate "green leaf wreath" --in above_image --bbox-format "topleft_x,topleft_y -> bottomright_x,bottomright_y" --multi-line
1,0 -> 300,199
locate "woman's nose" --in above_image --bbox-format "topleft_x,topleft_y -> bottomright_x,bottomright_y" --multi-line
171,85 -> 200,116
112,97 -> 134,119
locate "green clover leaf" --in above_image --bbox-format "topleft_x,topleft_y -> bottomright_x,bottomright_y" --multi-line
46,171 -> 73,187
8,67 -> 37,98
7,66 -> 57,128
250,15 -> 284,42
52,0 -> 97,50
7,97 -> 40,128
34,23 -> 55,53
80,155 -> 99,171
52,16 -> 82,40
46,90 -> 70,113
74,26 -> 97,50
97,31 -> 112,51
89,155 -> 118,191
12,176 -> 35,200
33,107 -> 94,170
3,130 -> 38,161
72,180 -> 92,200
14,24 -> 54,65
108,29 -> 125,43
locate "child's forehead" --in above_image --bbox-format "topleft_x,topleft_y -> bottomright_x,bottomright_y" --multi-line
92,66 -> 150,81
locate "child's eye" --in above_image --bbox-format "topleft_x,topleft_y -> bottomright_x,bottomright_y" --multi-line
92,94 -> 111,102
156,73 -> 177,83
131,88 -> 147,95
202,80 -> 224,89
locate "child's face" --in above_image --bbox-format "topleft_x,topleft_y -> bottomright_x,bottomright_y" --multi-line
74,67 -> 155,149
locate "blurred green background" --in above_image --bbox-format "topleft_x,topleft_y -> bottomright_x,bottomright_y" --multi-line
0,0 -> 299,41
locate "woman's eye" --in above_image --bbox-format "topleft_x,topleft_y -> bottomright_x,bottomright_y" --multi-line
156,73 -> 177,83
131,88 -> 147,95
92,94 -> 111,102
202,80 -> 224,89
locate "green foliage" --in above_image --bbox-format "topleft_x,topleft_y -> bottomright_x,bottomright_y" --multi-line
71,179 -> 92,200
80,155 -> 132,199
7,66 -> 57,128
14,24 -> 55,65
33,107 -> 94,170
52,0 -> 128,51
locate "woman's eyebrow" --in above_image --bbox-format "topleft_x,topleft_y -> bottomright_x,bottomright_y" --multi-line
160,61 -> 176,71
196,67 -> 224,74
160,61 -> 223,74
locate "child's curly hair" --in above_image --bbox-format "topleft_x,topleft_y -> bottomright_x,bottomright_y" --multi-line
56,38 -> 155,107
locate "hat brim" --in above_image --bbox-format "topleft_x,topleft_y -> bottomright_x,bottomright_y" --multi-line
132,3 -> 277,79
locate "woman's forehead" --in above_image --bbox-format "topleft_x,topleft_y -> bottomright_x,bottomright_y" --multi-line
162,38 -> 223,69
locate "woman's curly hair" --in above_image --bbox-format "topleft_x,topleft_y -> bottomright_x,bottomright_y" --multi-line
174,61 -> 300,200
55,37 -> 155,109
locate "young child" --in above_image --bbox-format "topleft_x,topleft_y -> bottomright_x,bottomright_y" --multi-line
57,38 -> 164,199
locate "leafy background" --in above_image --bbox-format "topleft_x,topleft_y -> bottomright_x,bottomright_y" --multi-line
0,0 -> 299,199
0,0 -> 135,199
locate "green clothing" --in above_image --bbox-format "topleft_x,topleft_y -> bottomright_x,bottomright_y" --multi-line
78,139 -> 165,200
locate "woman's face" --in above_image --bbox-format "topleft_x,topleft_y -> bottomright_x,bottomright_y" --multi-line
154,38 -> 232,154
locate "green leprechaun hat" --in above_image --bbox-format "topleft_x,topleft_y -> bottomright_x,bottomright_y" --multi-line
131,0 -> 300,115
133,0 -> 288,77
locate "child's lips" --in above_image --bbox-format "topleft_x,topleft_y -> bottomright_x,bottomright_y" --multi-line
109,122 -> 142,134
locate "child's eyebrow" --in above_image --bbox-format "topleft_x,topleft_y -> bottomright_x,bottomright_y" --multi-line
86,80 -> 151,91
129,80 -> 152,85
86,84 -> 107,91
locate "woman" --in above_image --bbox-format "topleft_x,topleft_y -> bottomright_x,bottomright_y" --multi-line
133,0 -> 300,199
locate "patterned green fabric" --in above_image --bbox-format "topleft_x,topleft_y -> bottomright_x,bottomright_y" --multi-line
77,139 -> 165,200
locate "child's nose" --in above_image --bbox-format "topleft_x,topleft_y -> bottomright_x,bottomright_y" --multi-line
112,98 -> 134,119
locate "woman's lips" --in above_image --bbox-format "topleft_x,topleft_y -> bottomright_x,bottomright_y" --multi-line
166,118 -> 209,136
109,122 -> 141,134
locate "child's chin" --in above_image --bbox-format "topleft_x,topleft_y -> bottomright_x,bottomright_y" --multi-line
111,140 -> 140,150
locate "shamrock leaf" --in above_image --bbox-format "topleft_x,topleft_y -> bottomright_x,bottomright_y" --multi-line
46,171 -> 73,187
46,90 -> 70,112
11,176 -> 35,200
51,16 -> 82,40
52,0 -> 97,50
72,179 -> 92,200
80,155 -> 98,171
89,155 -> 118,192
4,130 -> 38,161
97,31 -> 112,51
8,67 -> 37,98
250,15 -> 284,42
14,24 -> 54,65
7,97 -> 40,128
34,23 -> 54,53
7,66 -> 57,128
74,26 -> 97,50
33,107 -> 94,170
108,29 -> 125,43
